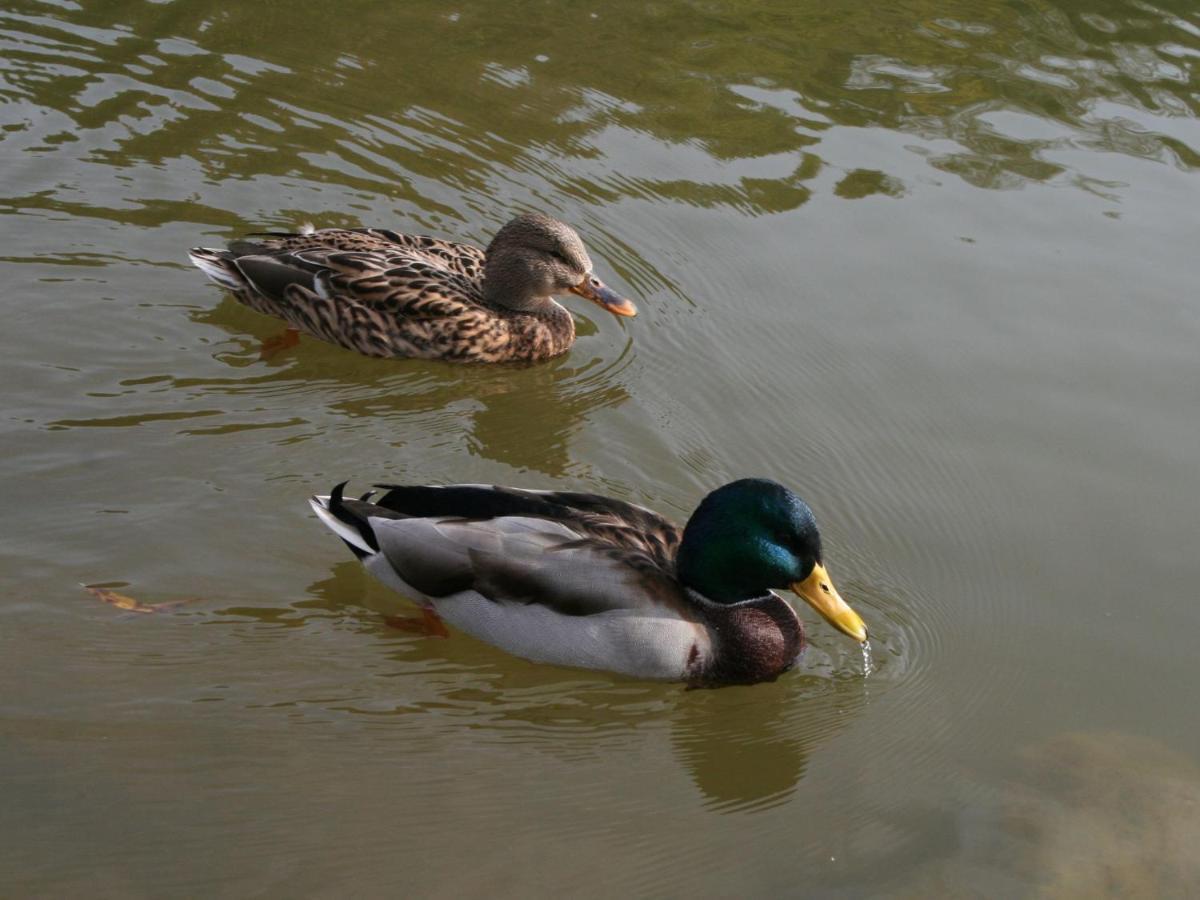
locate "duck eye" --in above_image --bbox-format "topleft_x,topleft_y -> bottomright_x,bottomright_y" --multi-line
549,250 -> 568,265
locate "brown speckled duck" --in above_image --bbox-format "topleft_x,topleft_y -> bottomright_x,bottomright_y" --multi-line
188,212 -> 637,363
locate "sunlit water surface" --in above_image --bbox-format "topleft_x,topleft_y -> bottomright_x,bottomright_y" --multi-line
2,0 -> 1198,895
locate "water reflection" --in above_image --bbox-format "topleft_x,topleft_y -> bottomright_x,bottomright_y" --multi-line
671,676 -> 870,813
3,0 -> 1194,233
200,561 -> 882,810
183,298 -> 633,476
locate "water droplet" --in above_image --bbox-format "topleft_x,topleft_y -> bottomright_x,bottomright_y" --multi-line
862,639 -> 874,678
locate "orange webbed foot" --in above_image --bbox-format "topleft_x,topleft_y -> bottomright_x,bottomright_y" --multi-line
259,327 -> 301,359
382,607 -> 449,638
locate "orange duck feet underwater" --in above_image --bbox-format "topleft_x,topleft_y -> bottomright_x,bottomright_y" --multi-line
383,608 -> 450,639
258,326 -> 300,359
189,212 -> 636,364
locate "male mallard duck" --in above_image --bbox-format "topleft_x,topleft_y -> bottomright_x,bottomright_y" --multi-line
310,478 -> 868,686
188,212 -> 636,363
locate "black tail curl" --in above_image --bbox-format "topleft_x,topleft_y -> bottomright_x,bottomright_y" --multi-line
327,481 -> 381,558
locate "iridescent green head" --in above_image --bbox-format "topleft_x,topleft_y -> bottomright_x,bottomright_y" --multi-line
676,479 -> 867,643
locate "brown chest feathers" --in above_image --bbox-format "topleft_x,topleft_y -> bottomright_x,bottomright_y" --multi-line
693,595 -> 805,686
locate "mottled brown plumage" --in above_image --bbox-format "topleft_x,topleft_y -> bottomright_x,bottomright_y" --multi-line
188,213 -> 636,363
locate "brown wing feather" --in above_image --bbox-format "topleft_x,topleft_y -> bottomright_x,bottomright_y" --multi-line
355,228 -> 486,280
238,228 -> 485,280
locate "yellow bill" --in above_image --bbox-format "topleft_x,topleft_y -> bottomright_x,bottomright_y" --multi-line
790,563 -> 868,643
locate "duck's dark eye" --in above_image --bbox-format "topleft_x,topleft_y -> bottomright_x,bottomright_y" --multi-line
549,250 -> 568,265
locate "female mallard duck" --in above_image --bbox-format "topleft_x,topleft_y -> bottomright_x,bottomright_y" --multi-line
188,212 -> 636,363
311,478 -> 868,686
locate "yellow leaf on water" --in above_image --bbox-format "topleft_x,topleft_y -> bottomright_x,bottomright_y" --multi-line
80,585 -> 199,613
83,585 -> 154,612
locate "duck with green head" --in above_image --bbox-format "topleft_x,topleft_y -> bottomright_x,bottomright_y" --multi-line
311,477 -> 867,685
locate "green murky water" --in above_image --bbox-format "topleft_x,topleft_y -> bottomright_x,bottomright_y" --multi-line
3,0 -> 1199,895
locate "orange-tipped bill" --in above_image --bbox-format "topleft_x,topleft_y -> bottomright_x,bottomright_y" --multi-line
569,274 -> 637,317
790,563 -> 868,643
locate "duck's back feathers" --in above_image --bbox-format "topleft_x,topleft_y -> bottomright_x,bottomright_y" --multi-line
230,227 -> 486,280
370,483 -> 682,568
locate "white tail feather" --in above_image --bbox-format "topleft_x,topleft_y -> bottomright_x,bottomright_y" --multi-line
188,249 -> 244,292
309,495 -> 375,555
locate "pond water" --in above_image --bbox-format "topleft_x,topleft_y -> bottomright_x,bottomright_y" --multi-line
3,0 -> 1198,895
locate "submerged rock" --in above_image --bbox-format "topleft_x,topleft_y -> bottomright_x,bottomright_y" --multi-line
1000,731 -> 1200,898
900,730 -> 1200,898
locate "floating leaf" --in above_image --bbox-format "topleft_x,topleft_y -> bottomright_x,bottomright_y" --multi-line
81,584 -> 199,614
